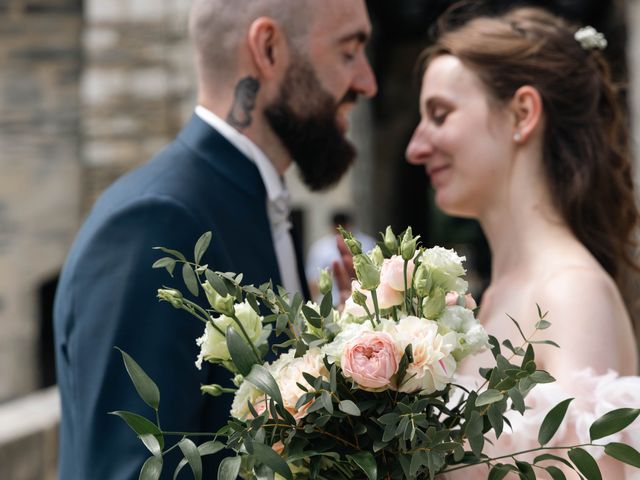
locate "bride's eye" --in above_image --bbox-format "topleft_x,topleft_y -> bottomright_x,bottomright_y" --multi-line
431,108 -> 449,125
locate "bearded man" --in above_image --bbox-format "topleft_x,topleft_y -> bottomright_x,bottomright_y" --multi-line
53,0 -> 376,478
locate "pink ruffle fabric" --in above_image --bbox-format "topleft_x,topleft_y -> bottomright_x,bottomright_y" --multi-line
443,369 -> 640,479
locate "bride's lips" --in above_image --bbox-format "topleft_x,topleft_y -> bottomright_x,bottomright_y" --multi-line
426,164 -> 451,185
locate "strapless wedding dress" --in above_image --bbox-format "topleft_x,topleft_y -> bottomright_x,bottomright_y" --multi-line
442,368 -> 640,479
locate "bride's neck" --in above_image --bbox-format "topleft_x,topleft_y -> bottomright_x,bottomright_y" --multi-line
479,182 -> 572,280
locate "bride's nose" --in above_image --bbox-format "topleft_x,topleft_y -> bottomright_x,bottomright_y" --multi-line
405,121 -> 434,165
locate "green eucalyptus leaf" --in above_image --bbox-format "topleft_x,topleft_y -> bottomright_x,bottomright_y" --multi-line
152,257 -> 176,276
109,411 -> 164,449
488,404 -> 504,438
568,447 -> 601,480
182,263 -> 199,296
515,461 -> 535,480
178,438 -> 202,480
246,364 -> 283,405
320,390 -> 333,414
139,455 -> 163,480
320,291 -> 333,318
535,319 -> 551,330
338,400 -> 361,416
475,389 -> 504,407
533,453 -> 575,470
218,456 -> 241,480
139,433 -> 162,458
152,246 -> 186,262
590,408 -> 640,442
488,464 -> 512,480
604,442 -> 640,468
347,451 -> 377,480
226,326 -> 257,376
252,442 -> 292,480
174,442 -> 224,480
205,270 -> 229,296
194,231 -> 212,265
545,466 -> 567,480
529,370 -> 555,384
538,398 -> 573,446
508,387 -> 525,415
115,348 -> 160,410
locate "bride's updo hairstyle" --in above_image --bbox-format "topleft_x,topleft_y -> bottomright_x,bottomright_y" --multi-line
421,5 -> 639,283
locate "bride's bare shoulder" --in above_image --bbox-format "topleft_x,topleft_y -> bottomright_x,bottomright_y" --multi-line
530,265 -> 637,376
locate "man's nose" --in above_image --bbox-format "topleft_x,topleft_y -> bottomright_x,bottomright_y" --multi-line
352,54 -> 377,98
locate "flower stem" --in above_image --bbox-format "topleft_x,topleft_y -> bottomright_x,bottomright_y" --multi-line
370,289 -> 381,326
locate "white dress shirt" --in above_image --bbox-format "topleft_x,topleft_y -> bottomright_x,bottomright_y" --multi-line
195,106 -> 303,296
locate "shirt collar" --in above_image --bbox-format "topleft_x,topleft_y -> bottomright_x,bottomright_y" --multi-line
195,106 -> 286,204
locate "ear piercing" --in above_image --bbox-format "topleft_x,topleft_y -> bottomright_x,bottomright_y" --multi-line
513,132 -> 522,142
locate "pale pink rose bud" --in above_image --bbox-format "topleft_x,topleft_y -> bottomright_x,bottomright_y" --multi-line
465,294 -> 477,309
445,291 -> 460,306
341,332 -> 399,389
380,255 -> 415,292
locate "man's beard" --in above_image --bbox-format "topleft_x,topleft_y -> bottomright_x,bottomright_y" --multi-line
264,59 -> 357,191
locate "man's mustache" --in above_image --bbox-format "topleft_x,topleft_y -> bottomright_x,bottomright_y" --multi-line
339,90 -> 359,106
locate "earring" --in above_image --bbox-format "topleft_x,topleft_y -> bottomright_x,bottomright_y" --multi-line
513,132 -> 522,142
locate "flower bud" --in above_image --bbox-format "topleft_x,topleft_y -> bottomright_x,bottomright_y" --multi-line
370,245 -> 385,267
202,281 -> 235,316
338,226 -> 362,255
232,374 -> 244,387
200,384 -> 226,396
400,227 -> 420,261
318,268 -> 333,295
352,289 -> 369,308
353,254 -> 380,290
422,288 -> 445,319
157,288 -> 184,308
384,226 -> 398,254
413,264 -> 432,297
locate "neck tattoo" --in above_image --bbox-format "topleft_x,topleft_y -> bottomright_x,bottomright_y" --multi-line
226,76 -> 260,129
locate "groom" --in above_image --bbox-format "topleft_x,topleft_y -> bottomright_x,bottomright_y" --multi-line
53,0 -> 376,478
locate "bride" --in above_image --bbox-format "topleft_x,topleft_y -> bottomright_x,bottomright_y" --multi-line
404,6 -> 640,478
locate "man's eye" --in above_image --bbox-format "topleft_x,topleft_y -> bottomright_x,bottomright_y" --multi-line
342,51 -> 356,62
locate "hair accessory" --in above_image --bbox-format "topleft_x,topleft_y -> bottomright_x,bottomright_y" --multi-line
574,26 -> 607,51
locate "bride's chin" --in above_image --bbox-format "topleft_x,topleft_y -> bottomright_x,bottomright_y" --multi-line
434,192 -> 477,218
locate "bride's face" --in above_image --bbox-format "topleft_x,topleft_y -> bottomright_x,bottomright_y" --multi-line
406,55 -> 515,218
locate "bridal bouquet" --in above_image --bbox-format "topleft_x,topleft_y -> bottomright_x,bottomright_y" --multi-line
115,227 -> 640,480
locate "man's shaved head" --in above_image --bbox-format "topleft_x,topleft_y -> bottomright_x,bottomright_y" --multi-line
189,0 -> 313,84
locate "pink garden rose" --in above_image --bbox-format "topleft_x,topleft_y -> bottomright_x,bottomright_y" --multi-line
380,255 -> 415,291
341,331 -> 399,389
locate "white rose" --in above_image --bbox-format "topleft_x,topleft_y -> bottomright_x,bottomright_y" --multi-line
439,305 -> 476,333
420,247 -> 466,276
274,348 -> 328,420
395,316 -> 457,394
420,247 -> 467,293
230,380 -> 264,420
195,301 -> 264,368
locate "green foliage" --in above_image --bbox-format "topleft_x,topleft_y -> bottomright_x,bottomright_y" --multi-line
115,230 -> 640,480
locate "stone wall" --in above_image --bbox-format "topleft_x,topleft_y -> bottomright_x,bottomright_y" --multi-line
0,0 -> 82,402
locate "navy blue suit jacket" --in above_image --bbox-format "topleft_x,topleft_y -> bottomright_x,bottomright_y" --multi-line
54,115 -> 299,479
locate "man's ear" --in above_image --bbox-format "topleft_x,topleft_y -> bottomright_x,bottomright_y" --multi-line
510,85 -> 543,143
247,17 -> 288,79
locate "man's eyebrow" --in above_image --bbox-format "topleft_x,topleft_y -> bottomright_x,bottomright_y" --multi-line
337,30 -> 369,45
